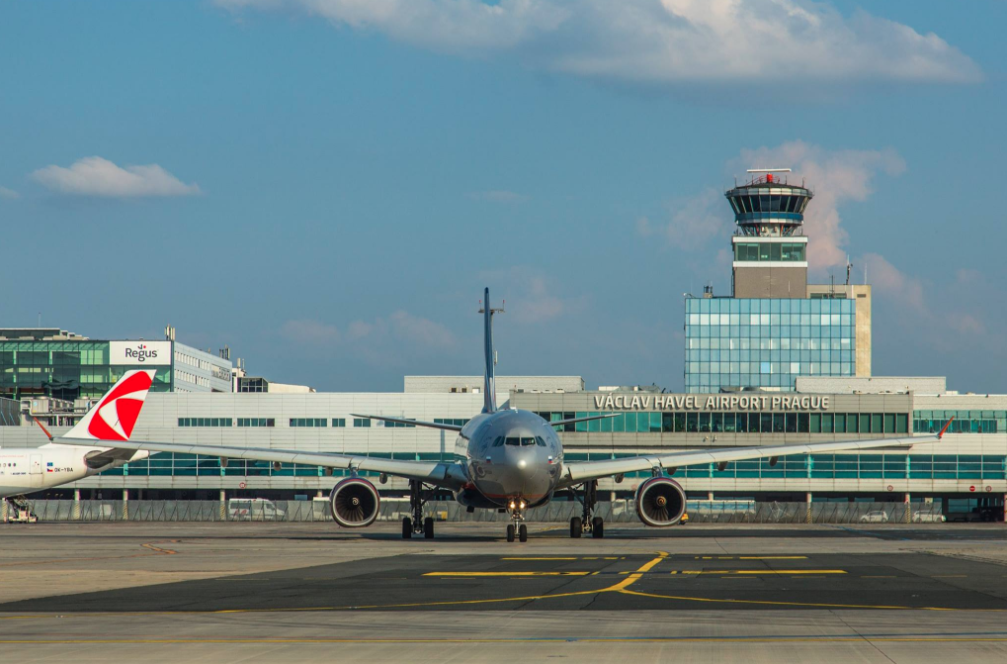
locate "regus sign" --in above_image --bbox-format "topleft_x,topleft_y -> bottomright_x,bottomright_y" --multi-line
109,341 -> 171,366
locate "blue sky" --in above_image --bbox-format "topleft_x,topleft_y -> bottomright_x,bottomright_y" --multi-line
1,1 -> 1005,392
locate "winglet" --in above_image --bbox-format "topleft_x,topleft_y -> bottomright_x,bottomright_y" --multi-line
937,416 -> 955,440
32,416 -> 54,442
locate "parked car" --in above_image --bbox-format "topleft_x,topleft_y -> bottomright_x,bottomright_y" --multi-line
228,498 -> 286,521
859,510 -> 889,523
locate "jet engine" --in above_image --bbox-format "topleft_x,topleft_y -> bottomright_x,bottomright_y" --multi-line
635,477 -> 687,527
329,478 -> 380,528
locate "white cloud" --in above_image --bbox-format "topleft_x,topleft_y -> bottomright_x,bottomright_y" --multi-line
387,310 -> 457,348
217,0 -> 980,87
279,310 -> 456,364
280,319 -> 341,344
860,253 -> 924,313
0,186 -> 19,200
637,188 -> 729,250
31,157 -> 200,198
478,266 -> 585,324
468,190 -> 528,203
736,141 -> 906,271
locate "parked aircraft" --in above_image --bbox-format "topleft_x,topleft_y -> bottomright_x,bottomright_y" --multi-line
13,289 -> 952,542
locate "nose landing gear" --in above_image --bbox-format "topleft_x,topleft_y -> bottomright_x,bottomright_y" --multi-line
402,480 -> 437,539
505,499 -> 528,542
570,480 -> 604,538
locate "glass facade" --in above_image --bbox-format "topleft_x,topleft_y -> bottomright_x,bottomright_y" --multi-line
685,298 -> 856,393
915,410 -> 1006,434
534,411 -> 908,435
100,452 -> 1007,482
0,340 -> 171,400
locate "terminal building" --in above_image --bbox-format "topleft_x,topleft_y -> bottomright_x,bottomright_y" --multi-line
0,168 -> 1002,519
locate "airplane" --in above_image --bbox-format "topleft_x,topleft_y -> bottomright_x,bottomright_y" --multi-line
8,288 -> 952,542
0,370 -> 155,501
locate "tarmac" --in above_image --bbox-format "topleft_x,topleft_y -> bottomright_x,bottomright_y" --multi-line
3,522 -> 1007,662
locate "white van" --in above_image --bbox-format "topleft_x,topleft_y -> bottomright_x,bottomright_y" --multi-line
228,498 -> 286,521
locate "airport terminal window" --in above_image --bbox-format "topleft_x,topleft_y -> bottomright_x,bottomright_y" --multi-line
237,418 -> 274,427
353,418 -> 371,427
537,410 -> 905,436
434,418 -> 469,426
178,418 -> 233,427
914,410 -> 1004,434
382,419 -> 416,428
332,418 -> 346,427
289,418 -> 327,428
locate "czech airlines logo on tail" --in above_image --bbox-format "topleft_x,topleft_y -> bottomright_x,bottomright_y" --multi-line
63,370 -> 155,441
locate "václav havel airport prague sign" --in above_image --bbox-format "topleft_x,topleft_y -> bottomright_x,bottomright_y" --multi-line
592,394 -> 831,411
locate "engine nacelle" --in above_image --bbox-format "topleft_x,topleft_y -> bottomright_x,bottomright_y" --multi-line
635,477 -> 687,527
329,478 -> 380,528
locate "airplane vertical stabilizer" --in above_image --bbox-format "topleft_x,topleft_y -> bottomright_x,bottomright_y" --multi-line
482,287 -> 496,413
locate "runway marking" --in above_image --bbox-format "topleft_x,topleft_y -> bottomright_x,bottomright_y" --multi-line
619,588 -> 962,611
424,572 -> 591,577
695,556 -> 808,561
680,570 -> 846,575
501,557 -> 624,561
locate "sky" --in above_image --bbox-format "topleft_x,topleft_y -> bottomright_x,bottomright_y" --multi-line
1,1 -> 1005,393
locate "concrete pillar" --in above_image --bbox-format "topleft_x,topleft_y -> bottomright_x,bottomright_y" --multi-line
1,498 -> 7,523
904,492 -> 911,524
122,489 -> 129,521
219,490 -> 226,521
806,492 -> 813,524
73,489 -> 81,521
707,491 -> 714,501
316,490 -> 323,498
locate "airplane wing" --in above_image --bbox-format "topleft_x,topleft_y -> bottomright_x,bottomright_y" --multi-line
547,413 -> 619,428
350,414 -> 464,432
558,430 -> 946,487
57,437 -> 468,487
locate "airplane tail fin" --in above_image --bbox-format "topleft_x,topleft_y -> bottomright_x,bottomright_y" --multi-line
63,370 -> 156,441
481,287 -> 499,413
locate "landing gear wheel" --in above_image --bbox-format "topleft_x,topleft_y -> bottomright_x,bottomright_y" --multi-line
402,517 -> 412,539
592,516 -> 604,539
423,516 -> 435,539
570,516 -> 582,538
518,524 -> 528,542
506,524 -> 516,542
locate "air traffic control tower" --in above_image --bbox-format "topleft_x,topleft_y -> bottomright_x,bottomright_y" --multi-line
727,170 -> 812,298
684,169 -> 872,393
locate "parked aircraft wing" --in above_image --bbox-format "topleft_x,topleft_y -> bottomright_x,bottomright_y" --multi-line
349,414 -> 464,432
56,437 -> 468,487
559,433 -> 942,487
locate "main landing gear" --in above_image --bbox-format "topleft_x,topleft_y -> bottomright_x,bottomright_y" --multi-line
569,480 -> 604,539
401,480 -> 436,539
505,499 -> 528,543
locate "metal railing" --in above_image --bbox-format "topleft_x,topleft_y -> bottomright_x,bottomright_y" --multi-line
2,499 -> 950,524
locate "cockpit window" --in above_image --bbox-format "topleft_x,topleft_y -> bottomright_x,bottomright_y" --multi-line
535,436 -> 547,447
493,437 -> 505,447
521,437 -> 535,446
505,437 -> 521,446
